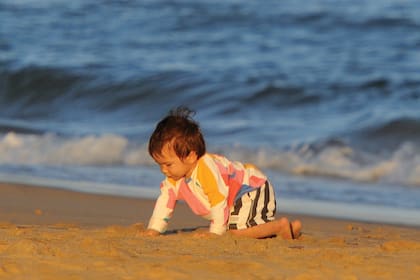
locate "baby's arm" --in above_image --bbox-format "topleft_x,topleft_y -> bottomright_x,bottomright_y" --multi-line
146,182 -> 177,234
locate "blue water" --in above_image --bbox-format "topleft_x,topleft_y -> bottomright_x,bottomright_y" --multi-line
1,0 -> 420,225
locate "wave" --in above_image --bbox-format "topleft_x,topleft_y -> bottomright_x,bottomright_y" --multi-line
364,118 -> 420,139
1,131 -> 419,187
0,66 -> 204,125
351,117 -> 420,153
0,66 -> 89,119
244,85 -> 320,107
1,64 -> 419,147
3,65 -> 418,118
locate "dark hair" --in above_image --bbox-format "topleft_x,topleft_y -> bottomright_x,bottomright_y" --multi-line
148,106 -> 206,160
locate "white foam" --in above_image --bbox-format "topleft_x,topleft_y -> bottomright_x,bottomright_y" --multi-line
1,132 -> 419,187
0,132 -> 153,166
229,142 -> 420,187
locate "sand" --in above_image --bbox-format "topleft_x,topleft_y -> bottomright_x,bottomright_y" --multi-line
0,182 -> 419,280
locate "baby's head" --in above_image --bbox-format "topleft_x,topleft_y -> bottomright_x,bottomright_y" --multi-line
148,106 -> 206,161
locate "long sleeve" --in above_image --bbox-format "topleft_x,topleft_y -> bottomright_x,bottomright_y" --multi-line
195,156 -> 230,235
147,181 -> 177,233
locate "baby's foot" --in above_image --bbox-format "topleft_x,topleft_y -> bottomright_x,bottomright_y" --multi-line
289,220 -> 302,239
279,219 -> 302,239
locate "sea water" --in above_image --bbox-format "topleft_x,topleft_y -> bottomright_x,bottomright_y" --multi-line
1,0 -> 420,226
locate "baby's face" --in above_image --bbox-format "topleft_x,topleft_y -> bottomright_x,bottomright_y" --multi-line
153,143 -> 197,181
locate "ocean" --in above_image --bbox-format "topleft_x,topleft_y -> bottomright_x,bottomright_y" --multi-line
1,0 -> 420,226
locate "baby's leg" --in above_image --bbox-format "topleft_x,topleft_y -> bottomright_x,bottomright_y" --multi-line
228,181 -> 301,239
229,217 -> 301,239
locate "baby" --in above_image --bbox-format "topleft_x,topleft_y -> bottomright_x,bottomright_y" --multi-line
144,106 -> 301,238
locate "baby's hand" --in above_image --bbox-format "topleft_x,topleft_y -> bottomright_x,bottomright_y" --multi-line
136,229 -> 160,237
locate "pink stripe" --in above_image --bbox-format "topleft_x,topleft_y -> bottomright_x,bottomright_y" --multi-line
226,167 -> 245,207
178,181 -> 210,216
224,206 -> 229,223
249,175 -> 266,187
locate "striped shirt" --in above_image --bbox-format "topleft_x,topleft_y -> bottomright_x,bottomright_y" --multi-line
147,153 -> 267,235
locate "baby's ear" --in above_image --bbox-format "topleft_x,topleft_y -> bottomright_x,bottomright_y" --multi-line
186,151 -> 198,162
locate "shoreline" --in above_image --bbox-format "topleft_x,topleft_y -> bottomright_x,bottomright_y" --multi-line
1,182 -> 420,279
2,175 -> 420,228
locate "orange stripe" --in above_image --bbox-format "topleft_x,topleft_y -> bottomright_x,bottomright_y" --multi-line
197,159 -> 225,207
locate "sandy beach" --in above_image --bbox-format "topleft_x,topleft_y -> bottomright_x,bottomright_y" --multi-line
0,182 -> 419,280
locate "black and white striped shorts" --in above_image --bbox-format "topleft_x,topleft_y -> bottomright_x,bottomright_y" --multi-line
228,181 -> 277,230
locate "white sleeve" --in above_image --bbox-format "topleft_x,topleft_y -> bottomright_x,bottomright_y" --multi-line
147,181 -> 177,233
